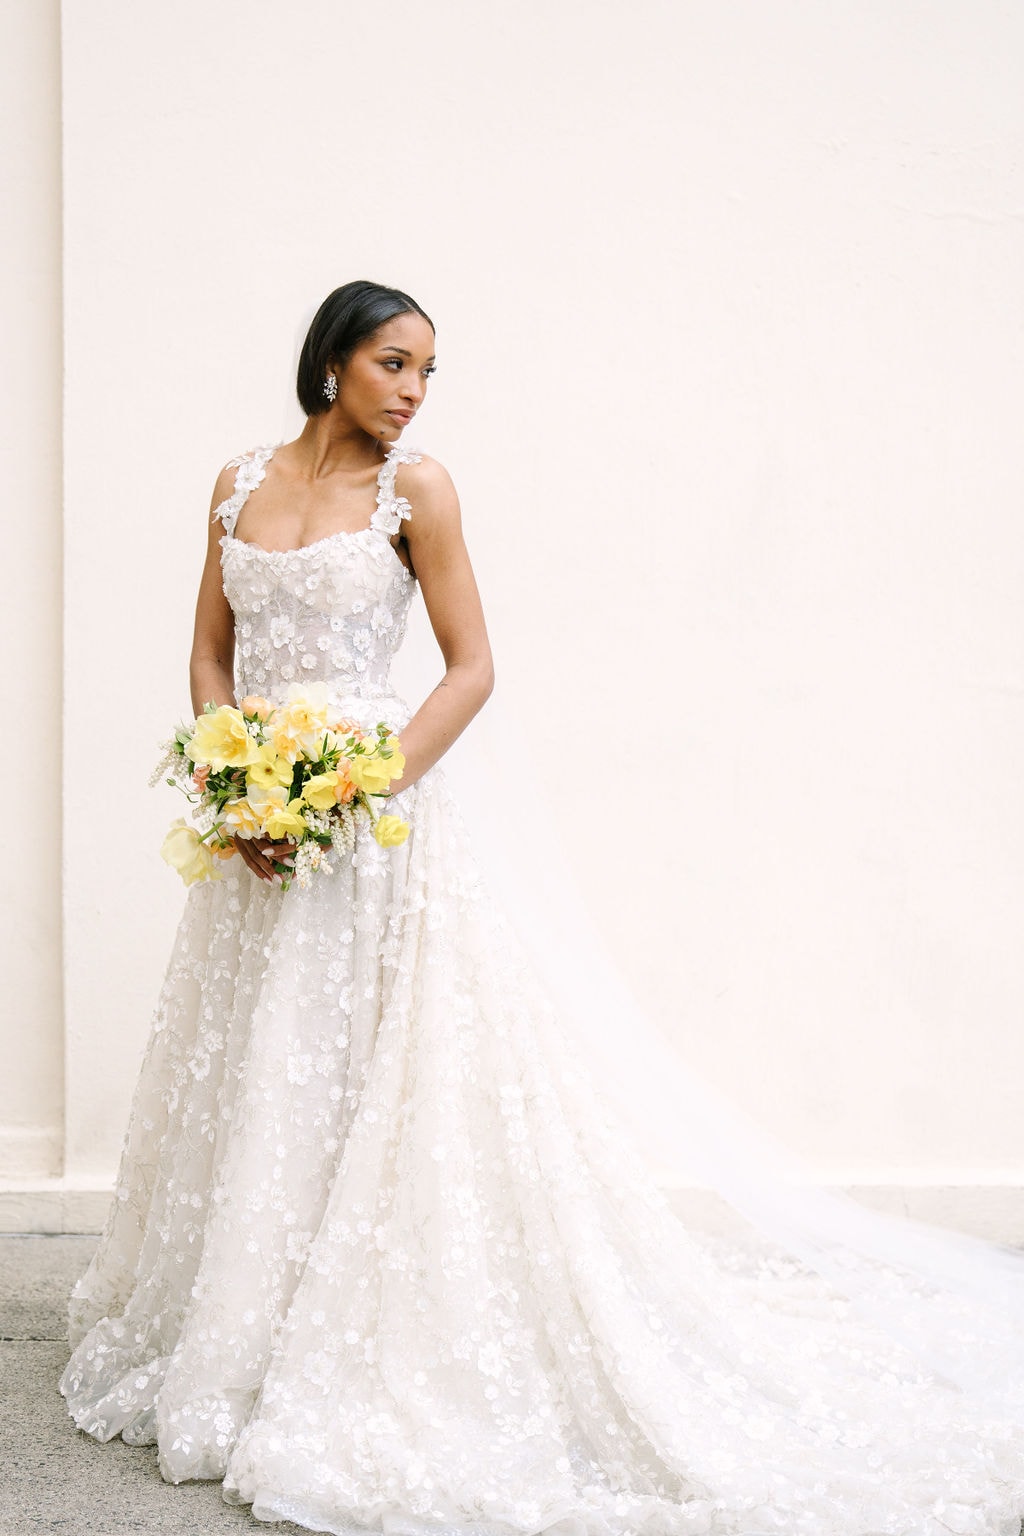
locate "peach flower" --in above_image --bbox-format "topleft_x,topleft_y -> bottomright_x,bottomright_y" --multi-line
335,771 -> 358,805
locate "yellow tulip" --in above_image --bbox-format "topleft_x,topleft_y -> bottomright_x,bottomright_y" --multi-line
160,819 -> 221,885
301,771 -> 340,810
373,814 -> 410,849
246,744 -> 294,790
188,706 -> 261,771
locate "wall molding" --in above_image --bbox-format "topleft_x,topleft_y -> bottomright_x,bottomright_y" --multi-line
0,1127 -> 63,1181
0,1181 -> 112,1235
3,1180 -> 1022,1244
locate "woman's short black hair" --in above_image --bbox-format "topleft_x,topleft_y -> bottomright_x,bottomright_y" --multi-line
296,280 -> 434,416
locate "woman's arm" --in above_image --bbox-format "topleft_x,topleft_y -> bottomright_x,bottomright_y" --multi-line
190,465 -> 289,883
189,465 -> 238,717
394,458 -> 495,792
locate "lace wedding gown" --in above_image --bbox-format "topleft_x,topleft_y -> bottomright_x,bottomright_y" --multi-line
61,444 -> 1024,1536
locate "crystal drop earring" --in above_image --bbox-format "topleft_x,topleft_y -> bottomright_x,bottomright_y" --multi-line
323,373 -> 338,404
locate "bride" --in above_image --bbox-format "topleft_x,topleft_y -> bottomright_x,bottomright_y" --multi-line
61,279 -> 1024,1536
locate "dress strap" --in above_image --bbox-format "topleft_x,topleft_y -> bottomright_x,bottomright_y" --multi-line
370,445 -> 422,536
212,443 -> 280,537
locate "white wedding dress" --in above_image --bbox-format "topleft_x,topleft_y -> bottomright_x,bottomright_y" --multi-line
61,444 -> 1024,1536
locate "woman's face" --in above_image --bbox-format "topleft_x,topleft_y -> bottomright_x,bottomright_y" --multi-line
332,311 -> 436,440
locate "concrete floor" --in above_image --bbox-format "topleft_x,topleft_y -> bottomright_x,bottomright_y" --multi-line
0,1236 -> 305,1536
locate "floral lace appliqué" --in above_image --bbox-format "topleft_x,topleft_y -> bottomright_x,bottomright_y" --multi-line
58,436 -> 1024,1536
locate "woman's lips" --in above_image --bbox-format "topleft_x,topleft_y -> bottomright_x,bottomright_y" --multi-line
386,410 -> 413,425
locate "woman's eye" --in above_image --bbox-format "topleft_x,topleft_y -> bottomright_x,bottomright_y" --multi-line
381,357 -> 435,377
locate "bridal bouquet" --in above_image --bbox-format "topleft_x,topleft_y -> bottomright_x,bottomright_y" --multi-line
152,685 -> 410,890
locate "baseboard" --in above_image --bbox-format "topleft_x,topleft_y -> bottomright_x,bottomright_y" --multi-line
0,1126 -> 63,1181
0,1182 -> 112,1234
2,1180 -> 1023,1243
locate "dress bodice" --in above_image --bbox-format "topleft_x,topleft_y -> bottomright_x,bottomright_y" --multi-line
215,443 -> 421,723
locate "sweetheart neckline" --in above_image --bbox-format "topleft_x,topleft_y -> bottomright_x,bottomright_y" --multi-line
221,526 -> 414,578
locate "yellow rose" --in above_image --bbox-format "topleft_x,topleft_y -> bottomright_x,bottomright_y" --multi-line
301,771 -> 340,810
188,706 -> 261,771
347,753 -> 398,796
246,783 -> 307,841
246,744 -> 294,790
160,819 -> 221,885
373,814 -> 410,849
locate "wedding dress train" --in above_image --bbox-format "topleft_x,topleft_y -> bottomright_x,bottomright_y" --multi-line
60,443 -> 1024,1535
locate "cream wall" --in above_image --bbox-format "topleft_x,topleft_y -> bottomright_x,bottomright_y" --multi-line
0,0 -> 64,1192
3,1 -> 1022,1233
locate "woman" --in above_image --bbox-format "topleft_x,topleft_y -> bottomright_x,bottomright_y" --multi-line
190,286 -> 493,886
62,280 -> 1024,1535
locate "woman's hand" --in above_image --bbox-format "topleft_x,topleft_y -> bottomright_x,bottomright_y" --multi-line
232,835 -> 297,885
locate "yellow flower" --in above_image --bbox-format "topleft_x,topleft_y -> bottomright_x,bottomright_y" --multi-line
263,798 -> 307,841
301,771 -> 340,810
271,685 -> 331,762
347,750 -> 402,796
246,783 -> 307,841
238,694 -> 273,721
188,706 -> 261,771
160,819 -> 222,885
383,738 -> 406,781
223,796 -> 264,839
246,744 -> 294,790
373,814 -> 410,849
382,737 -> 405,780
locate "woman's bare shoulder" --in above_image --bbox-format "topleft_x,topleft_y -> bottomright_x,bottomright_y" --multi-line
394,452 -> 458,512
210,460 -> 238,509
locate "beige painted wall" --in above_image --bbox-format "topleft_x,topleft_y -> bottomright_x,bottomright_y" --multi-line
3,0 -> 1023,1231
0,0 -> 63,1185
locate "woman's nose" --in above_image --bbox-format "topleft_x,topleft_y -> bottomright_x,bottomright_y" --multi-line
399,374 -> 425,404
